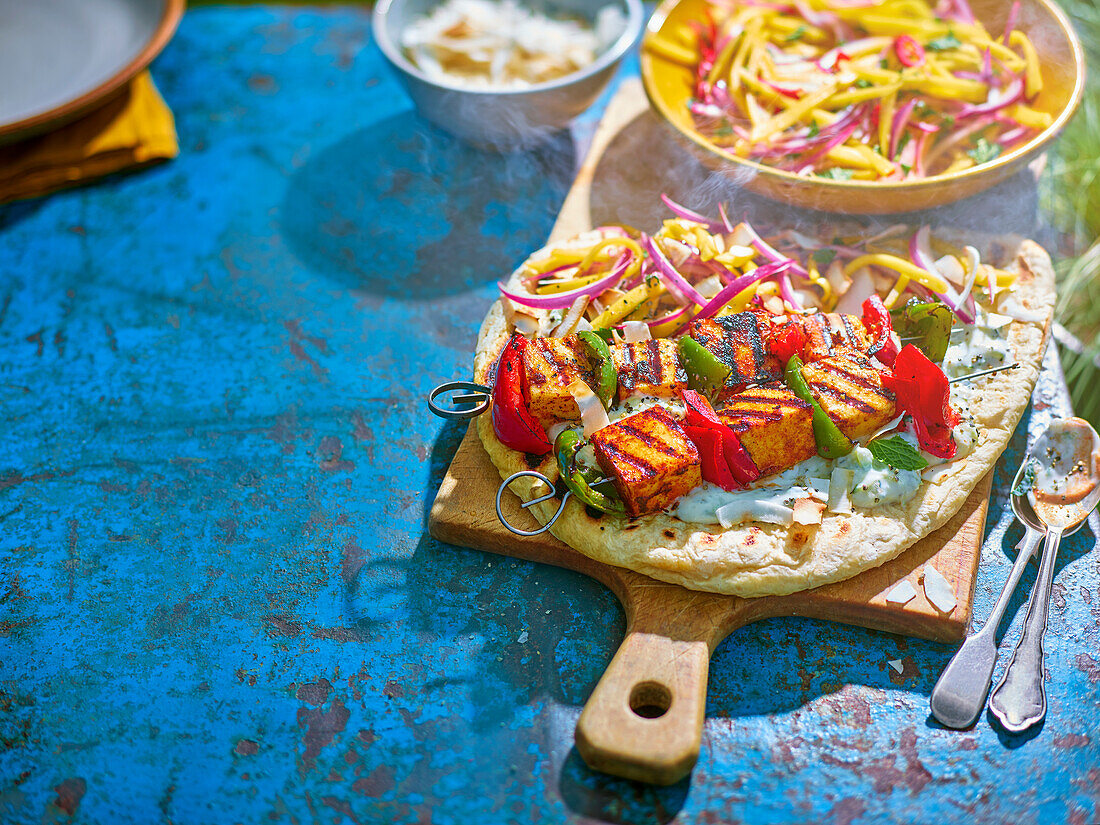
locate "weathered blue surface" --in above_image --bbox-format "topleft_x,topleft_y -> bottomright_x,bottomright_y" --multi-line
0,7 -> 1097,824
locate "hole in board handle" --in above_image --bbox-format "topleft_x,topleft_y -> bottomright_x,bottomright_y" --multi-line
629,681 -> 672,719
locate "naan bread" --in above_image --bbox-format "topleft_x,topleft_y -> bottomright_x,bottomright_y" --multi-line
473,232 -> 1054,597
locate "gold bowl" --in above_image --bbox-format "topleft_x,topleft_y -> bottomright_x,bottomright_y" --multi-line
640,0 -> 1085,214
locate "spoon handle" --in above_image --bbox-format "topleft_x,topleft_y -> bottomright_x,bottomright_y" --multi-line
988,525 -> 1065,732
930,527 -> 1044,729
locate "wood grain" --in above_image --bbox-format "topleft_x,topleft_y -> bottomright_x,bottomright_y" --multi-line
428,80 -> 993,785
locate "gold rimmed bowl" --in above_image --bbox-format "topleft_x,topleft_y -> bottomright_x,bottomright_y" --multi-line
640,0 -> 1085,214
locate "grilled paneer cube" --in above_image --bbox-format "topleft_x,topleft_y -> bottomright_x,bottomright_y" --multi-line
688,312 -> 781,396
590,405 -> 701,518
801,354 -> 896,440
611,339 -> 687,400
523,335 -> 592,427
801,312 -> 873,362
717,383 -> 816,476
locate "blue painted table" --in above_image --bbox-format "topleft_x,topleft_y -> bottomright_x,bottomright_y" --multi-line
1,6 -> 1097,824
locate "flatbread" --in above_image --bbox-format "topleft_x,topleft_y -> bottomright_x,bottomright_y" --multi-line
473,231 -> 1054,597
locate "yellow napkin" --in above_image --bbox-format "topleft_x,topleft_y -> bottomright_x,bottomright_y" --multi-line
0,72 -> 178,205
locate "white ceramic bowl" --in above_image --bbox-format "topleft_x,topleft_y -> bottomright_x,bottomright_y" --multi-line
373,0 -> 644,148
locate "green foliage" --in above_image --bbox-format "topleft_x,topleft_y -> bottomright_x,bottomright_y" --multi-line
1040,0 -> 1100,430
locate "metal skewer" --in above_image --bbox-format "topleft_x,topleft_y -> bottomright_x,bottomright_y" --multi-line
948,362 -> 1018,383
496,471 -> 613,536
427,381 -> 491,419
900,328 -> 965,343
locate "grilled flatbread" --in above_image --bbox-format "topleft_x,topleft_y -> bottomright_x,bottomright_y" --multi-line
473,230 -> 1054,597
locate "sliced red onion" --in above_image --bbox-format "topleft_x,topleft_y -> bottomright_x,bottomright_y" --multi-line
644,302 -> 695,331
1003,1 -> 1020,43
957,77 -> 1023,118
955,245 -> 981,309
718,202 -> 735,233
643,234 -> 707,307
909,226 -> 975,323
735,221 -> 809,278
498,253 -> 632,310
793,0 -> 837,27
692,260 -> 792,323
889,98 -> 919,160
778,269 -> 802,310
659,194 -> 722,232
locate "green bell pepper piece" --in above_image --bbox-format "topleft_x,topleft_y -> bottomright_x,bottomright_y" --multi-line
784,355 -> 854,459
577,330 -> 616,410
890,298 -> 954,363
677,336 -> 732,403
554,429 -> 625,515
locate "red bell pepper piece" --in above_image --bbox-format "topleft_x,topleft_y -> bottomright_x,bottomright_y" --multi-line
894,35 -> 925,68
862,294 -> 899,367
887,344 -> 960,458
684,424 -> 737,491
491,335 -> 552,456
770,322 -> 807,364
681,390 -> 761,488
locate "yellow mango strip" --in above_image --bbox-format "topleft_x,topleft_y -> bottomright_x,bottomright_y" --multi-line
853,65 -> 903,86
706,26 -> 744,88
650,306 -> 697,337
827,81 -> 902,110
744,91 -> 770,133
879,89 -> 896,157
737,69 -> 795,109
590,276 -> 664,330
751,82 -> 837,143
854,15 -> 949,38
903,75 -> 987,104
851,143 -> 895,176
727,16 -> 763,91
883,275 -> 911,309
644,34 -> 697,67
525,249 -> 584,275
768,16 -> 827,44
1008,104 -> 1053,131
536,273 -> 603,295
975,267 -> 1018,287
810,108 -> 838,128
982,39 -> 1027,73
1008,31 -> 1043,98
625,294 -> 662,323
844,254 -> 949,293
576,237 -> 644,274
877,0 -> 934,20
943,156 -> 975,175
826,145 -> 875,170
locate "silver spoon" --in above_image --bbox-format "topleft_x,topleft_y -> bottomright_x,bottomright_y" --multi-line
988,417 -> 1100,733
929,445 -> 1089,729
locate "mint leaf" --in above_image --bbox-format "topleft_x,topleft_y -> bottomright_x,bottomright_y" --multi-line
967,136 -> 1002,165
927,32 -> 962,51
868,436 -> 929,471
807,121 -> 820,138
854,78 -> 873,89
817,167 -> 855,180
811,247 -> 837,266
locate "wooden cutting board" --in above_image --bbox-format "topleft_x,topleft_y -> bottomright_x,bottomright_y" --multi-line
428,79 -> 991,786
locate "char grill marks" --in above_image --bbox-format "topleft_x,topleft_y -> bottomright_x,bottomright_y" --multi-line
523,335 -> 594,427
801,312 -> 873,361
718,383 -> 816,476
611,339 -> 686,399
688,312 -> 781,395
590,405 -> 701,518
801,354 -> 896,440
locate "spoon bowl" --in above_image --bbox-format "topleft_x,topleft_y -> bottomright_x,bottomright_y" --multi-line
989,417 -> 1100,732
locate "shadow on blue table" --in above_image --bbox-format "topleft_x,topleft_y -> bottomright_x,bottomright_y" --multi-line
281,113 -> 577,299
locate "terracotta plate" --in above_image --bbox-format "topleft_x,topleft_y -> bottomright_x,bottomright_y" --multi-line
0,0 -> 184,144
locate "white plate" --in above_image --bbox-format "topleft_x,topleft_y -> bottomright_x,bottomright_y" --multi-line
0,0 -> 183,143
